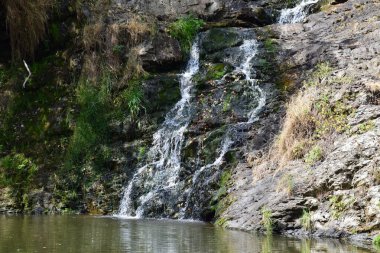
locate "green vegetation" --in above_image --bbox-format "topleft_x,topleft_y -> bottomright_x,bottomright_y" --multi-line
115,79 -> 145,119
304,145 -> 323,165
112,45 -> 125,55
301,210 -> 312,231
211,170 -> 233,221
329,195 -> 356,219
303,62 -> 333,87
0,153 -> 38,207
65,74 -> 113,170
276,173 -> 294,196
137,146 -> 147,162
264,39 -> 278,54
206,63 -> 228,81
169,15 -> 205,53
276,62 -> 352,166
222,95 -> 232,112
373,235 -> 380,248
261,207 -> 273,234
356,121 -> 375,135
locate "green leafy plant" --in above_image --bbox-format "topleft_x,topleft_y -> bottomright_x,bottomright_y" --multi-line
168,15 -> 204,53
262,207 -> 273,234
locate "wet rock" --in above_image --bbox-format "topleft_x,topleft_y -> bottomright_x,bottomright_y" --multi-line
141,33 -> 183,72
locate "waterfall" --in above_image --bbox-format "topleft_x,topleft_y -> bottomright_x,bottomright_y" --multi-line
118,41 -> 200,217
118,32 -> 266,219
180,38 -> 266,218
278,0 -> 319,24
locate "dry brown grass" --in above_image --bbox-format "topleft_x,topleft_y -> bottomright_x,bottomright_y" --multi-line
365,80 -> 380,93
121,46 -> 148,84
275,88 -> 317,165
104,13 -> 155,51
83,22 -> 105,51
3,0 -> 51,61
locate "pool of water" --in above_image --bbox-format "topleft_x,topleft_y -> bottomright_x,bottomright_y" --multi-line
0,215 -> 374,253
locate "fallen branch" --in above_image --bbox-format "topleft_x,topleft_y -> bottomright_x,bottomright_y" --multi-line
23,60 -> 31,88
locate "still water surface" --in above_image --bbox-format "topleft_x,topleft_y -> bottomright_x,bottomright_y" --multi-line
0,215 -> 374,253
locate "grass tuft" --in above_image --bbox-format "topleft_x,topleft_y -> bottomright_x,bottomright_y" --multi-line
169,15 -> 204,53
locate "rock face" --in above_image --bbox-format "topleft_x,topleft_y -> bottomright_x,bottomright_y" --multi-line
0,0 -> 379,244
222,0 -> 380,242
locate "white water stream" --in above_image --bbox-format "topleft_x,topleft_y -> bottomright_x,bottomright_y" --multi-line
279,0 -> 319,24
118,41 -> 200,217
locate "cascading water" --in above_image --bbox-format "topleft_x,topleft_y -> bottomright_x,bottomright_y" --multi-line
118,30 -> 266,219
180,38 -> 266,218
118,41 -> 200,217
278,0 -> 319,24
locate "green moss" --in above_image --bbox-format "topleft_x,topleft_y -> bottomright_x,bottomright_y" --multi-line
137,146 -> 147,161
264,39 -> 277,54
314,94 -> 351,137
222,94 -> 232,112
201,28 -> 241,54
206,63 -> 228,81
112,44 -> 125,55
210,169 -> 235,222
168,15 -> 204,53
215,217 -> 229,227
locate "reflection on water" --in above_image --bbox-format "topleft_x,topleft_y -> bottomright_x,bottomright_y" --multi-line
0,215 -> 374,253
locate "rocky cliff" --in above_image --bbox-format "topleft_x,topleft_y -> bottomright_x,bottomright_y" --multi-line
0,0 -> 379,246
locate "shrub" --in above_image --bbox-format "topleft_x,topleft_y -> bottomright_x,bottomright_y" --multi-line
0,153 -> 38,206
65,74 -> 112,169
2,0 -> 51,61
261,207 -> 273,234
169,15 -> 204,53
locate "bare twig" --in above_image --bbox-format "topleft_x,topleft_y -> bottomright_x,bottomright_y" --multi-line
23,60 -> 31,88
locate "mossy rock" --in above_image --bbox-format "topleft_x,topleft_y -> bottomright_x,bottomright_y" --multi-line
200,28 -> 243,55
201,126 -> 228,164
